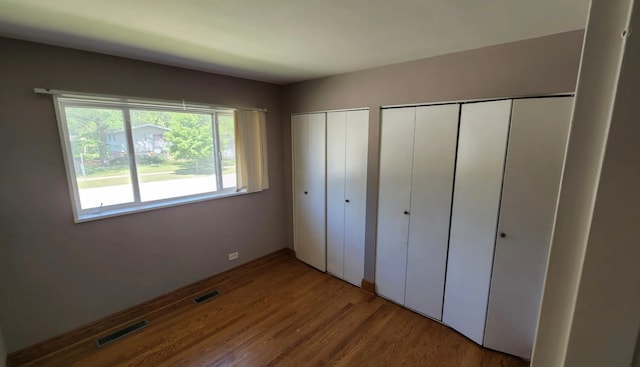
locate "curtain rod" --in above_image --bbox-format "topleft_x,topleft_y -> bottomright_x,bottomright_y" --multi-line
34,88 -> 268,113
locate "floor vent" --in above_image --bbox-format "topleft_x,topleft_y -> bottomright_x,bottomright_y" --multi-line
193,289 -> 221,304
95,319 -> 149,348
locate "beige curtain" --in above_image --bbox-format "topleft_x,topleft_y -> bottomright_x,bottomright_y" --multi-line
234,110 -> 269,192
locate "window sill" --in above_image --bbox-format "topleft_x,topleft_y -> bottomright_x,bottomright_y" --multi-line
75,189 -> 248,223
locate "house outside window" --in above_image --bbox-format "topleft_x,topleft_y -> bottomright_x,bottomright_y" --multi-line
54,95 -> 239,222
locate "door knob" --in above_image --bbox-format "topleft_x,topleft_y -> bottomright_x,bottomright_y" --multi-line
500,232 -> 506,238
345,199 -> 350,203
304,191 -> 308,195
404,211 -> 410,215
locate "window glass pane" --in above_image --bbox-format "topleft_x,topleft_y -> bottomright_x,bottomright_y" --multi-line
130,110 -> 217,202
218,113 -> 236,189
64,106 -> 134,209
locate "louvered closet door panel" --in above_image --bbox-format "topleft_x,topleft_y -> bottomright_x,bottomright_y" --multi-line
484,97 -> 573,359
443,100 -> 512,344
405,104 -> 459,320
326,111 -> 347,278
343,109 -> 369,286
293,113 -> 327,272
375,107 -> 415,304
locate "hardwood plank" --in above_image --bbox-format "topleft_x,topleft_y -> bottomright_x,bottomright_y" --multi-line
13,252 -> 529,367
159,265 -> 333,367
8,249 -> 291,367
66,259 -> 313,367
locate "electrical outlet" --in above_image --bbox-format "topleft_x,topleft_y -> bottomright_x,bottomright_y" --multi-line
228,252 -> 239,261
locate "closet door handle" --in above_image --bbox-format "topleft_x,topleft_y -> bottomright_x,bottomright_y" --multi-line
304,191 -> 308,195
404,211 -> 410,215
345,199 -> 350,203
500,232 -> 506,238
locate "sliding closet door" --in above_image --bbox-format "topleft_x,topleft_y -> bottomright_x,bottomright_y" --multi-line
443,100 -> 512,344
404,104 -> 459,320
326,112 -> 347,278
343,110 -> 369,286
375,108 -> 415,304
484,97 -> 574,358
292,113 -> 326,271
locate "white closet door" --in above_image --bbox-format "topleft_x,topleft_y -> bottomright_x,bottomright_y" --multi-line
292,114 -> 311,267
293,113 -> 326,271
343,109 -> 369,286
484,97 -> 574,359
443,100 -> 512,344
326,111 -> 347,278
376,107 -> 415,304
405,104 -> 459,320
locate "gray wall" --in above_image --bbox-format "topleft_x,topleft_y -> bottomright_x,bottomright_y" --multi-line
0,37 -> 286,352
282,30 -> 584,282
531,1 -> 636,365
545,0 -> 640,365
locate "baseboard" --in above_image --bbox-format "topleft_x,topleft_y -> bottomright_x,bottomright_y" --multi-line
7,248 -> 291,367
1,328 -> 6,367
283,247 -> 296,258
361,279 -> 375,295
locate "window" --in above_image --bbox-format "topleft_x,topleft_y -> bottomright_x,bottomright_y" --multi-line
54,95 -> 240,222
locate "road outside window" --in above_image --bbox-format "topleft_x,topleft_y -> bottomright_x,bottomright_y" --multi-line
56,97 -> 238,221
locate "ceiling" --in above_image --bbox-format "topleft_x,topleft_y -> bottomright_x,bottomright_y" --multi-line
0,0 -> 590,84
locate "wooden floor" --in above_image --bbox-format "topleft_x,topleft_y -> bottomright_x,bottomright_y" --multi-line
20,253 -> 529,367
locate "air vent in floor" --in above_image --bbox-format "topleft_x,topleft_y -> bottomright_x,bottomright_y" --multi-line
193,289 -> 221,304
95,319 -> 149,348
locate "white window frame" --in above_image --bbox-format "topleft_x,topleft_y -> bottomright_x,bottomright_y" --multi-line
53,95 -> 244,223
